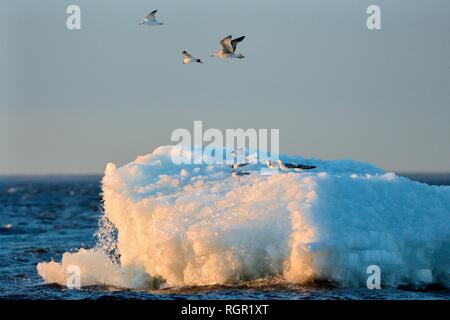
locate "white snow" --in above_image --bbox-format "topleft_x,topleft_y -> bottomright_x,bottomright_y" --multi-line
37,146 -> 450,289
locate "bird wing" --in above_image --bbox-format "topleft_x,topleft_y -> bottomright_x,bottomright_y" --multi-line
229,162 -> 250,169
145,10 -> 157,21
231,36 -> 245,52
295,164 -> 316,170
285,162 -> 316,169
182,51 -> 193,59
237,163 -> 250,168
220,35 -> 234,54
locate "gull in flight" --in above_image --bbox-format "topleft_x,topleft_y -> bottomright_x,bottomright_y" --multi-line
182,51 -> 203,64
212,35 -> 246,59
277,160 -> 317,172
139,10 -> 164,26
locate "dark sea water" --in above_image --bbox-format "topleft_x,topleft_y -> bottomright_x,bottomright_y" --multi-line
0,174 -> 449,300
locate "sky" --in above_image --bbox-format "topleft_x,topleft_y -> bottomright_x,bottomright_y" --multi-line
0,0 -> 449,174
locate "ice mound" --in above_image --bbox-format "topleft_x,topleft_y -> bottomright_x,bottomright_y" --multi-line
37,146 -> 450,289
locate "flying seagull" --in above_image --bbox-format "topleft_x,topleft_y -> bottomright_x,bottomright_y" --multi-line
182,51 -> 203,64
277,160 -> 317,172
139,10 -> 164,26
212,35 -> 246,59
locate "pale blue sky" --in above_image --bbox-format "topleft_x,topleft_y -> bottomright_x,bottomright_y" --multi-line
1,0 -> 449,174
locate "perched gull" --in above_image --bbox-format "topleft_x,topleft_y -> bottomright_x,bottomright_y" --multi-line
229,162 -> 251,170
139,10 -> 164,26
277,160 -> 317,172
182,51 -> 203,64
212,35 -> 246,59
265,160 -> 278,169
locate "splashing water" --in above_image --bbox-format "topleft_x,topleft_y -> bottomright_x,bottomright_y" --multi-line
95,213 -> 120,265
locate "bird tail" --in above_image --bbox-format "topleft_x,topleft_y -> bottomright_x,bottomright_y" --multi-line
236,53 -> 245,59
196,59 -> 203,64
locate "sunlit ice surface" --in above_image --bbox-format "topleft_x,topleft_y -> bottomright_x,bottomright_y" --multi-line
34,146 -> 450,294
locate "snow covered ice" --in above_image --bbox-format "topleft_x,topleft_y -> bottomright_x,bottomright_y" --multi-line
37,146 -> 450,289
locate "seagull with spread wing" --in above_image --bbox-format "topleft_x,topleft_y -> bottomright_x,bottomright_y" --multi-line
182,51 -> 203,64
212,35 -> 246,59
139,10 -> 164,26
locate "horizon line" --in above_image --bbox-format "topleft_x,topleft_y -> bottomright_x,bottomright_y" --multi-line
1,171 -> 450,177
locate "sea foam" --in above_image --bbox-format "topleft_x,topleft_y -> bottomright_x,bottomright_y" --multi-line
37,146 -> 450,289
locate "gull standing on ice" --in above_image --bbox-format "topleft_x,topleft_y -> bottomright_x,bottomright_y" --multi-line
212,35 -> 246,59
229,162 -> 251,171
182,51 -> 203,64
139,10 -> 164,26
277,160 -> 316,172
265,160 -> 278,169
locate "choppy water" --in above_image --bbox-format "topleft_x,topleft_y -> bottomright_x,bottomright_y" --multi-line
0,175 -> 449,300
